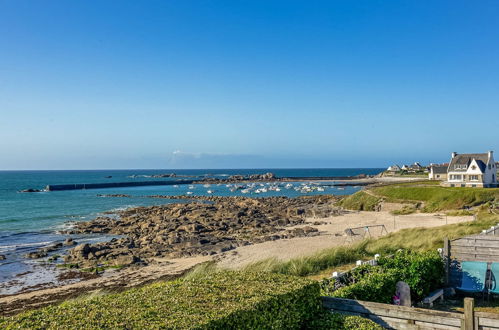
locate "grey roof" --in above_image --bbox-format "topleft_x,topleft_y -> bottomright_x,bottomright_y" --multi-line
431,165 -> 448,174
449,153 -> 489,172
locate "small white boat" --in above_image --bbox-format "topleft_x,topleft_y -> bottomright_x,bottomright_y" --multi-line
186,191 -> 193,195
207,190 -> 214,194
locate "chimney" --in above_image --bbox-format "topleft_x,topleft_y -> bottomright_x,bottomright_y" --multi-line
489,151 -> 494,159
451,152 -> 457,158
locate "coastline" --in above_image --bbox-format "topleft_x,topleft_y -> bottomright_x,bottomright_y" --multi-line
0,186 -> 473,315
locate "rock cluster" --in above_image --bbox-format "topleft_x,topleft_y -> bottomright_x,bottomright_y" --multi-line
227,172 -> 276,181
25,243 -> 64,259
64,195 -> 341,267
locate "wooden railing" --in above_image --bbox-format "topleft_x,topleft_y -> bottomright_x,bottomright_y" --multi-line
322,296 -> 499,329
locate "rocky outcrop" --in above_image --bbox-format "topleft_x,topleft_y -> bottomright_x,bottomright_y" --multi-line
64,195 -> 342,267
24,243 -> 64,259
63,238 -> 77,246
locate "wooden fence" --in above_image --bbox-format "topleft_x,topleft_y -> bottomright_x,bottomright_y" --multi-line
322,296 -> 499,330
442,232 -> 499,285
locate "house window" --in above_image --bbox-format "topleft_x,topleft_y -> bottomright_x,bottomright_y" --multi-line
471,165 -> 476,170
450,174 -> 462,181
461,184 -> 465,187
454,164 -> 467,170
470,175 -> 479,181
472,184 -> 476,187
489,164 -> 492,170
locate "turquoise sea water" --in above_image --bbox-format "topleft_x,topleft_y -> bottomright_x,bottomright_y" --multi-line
0,168 -> 382,286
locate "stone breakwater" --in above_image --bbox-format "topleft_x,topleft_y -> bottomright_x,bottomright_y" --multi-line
64,195 -> 342,267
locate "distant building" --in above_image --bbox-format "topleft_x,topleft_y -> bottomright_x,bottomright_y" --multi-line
444,151 -> 497,188
401,165 -> 410,171
410,162 -> 423,170
429,165 -> 448,181
387,164 -> 401,172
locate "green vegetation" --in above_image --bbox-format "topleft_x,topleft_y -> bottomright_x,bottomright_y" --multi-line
371,185 -> 499,212
0,271 -> 322,329
390,204 -> 417,215
337,191 -> 381,211
340,182 -> 499,213
242,212 -> 498,277
325,250 -> 444,304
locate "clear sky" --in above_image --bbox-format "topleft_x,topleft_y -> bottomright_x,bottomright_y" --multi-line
1,1 -> 498,170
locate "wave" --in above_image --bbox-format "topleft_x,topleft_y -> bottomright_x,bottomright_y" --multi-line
0,240 -> 56,252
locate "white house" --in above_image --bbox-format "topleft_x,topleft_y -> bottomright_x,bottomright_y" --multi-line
410,162 -> 423,171
444,151 -> 497,188
387,164 -> 401,172
429,165 -> 448,181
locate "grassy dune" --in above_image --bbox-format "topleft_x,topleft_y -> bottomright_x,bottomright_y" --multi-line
372,185 -> 499,212
337,191 -> 382,211
340,182 -> 499,212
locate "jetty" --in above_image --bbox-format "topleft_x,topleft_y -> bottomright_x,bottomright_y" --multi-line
42,173 -> 372,191
45,180 -> 196,191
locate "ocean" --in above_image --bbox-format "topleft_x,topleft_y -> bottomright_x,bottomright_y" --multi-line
0,168 -> 382,291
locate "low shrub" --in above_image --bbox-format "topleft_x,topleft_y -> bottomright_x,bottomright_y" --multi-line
325,250 -> 444,304
331,268 -> 399,303
377,250 -> 444,302
0,271 -> 321,329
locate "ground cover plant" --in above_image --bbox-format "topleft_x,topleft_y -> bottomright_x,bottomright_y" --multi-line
0,271 -> 322,329
324,250 -> 444,304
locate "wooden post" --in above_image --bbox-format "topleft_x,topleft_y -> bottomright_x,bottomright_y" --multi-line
463,297 -> 474,330
444,238 -> 450,286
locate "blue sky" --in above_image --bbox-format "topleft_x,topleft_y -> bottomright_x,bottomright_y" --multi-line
1,1 -> 498,169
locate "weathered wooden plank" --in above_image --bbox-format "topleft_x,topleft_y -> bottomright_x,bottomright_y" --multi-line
414,320 -> 460,329
450,253 -> 499,262
477,316 -> 499,328
452,246 -> 499,255
366,315 -> 421,330
476,311 -> 499,320
457,235 -> 499,241
450,236 -> 499,248
327,309 -> 421,329
321,297 -> 463,326
463,297 -> 474,330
